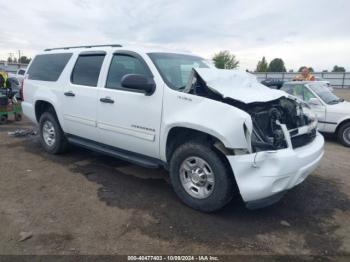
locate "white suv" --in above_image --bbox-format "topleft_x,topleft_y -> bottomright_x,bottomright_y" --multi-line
22,44 -> 324,212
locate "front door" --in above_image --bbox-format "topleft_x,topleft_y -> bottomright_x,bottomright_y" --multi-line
97,52 -> 163,158
303,85 -> 326,131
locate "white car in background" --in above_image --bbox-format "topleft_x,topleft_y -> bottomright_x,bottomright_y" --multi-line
16,68 -> 26,83
7,69 -> 26,84
281,81 -> 350,147
314,78 -> 333,91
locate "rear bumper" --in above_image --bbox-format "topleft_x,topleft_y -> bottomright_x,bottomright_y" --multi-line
227,132 -> 324,206
22,101 -> 36,123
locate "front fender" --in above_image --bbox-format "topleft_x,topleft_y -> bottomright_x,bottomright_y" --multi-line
160,91 -> 252,161
336,116 -> 350,129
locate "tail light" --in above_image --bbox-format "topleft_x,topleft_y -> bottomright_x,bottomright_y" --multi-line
20,79 -> 24,101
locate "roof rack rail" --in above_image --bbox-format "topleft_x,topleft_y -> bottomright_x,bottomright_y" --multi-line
44,44 -> 122,51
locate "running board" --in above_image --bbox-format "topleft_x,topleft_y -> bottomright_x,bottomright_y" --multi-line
67,135 -> 163,169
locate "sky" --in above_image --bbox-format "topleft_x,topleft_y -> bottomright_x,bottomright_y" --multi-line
0,0 -> 349,71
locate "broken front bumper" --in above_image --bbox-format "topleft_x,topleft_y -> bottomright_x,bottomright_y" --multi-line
227,132 -> 324,208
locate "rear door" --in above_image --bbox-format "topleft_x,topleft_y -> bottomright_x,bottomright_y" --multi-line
97,52 -> 163,158
62,52 -> 105,141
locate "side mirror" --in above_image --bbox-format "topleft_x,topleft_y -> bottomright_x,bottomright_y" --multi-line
121,74 -> 155,96
308,97 -> 322,106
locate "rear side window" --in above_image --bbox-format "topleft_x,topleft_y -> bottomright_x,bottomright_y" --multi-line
18,70 -> 25,75
71,55 -> 105,87
27,53 -> 72,81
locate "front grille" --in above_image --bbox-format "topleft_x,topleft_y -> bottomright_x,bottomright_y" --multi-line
291,129 -> 317,149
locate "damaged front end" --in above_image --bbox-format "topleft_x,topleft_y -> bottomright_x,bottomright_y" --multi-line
245,98 -> 317,152
184,68 -> 318,153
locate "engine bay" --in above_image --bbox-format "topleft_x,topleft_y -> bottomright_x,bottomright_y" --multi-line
185,70 -> 317,152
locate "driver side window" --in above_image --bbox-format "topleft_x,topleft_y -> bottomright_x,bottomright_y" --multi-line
106,54 -> 150,90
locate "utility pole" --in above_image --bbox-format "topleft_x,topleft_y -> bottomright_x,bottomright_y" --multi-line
18,50 -> 21,63
8,52 -> 15,62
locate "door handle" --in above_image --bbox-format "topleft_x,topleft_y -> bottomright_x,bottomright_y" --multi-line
100,97 -> 114,104
64,91 -> 75,97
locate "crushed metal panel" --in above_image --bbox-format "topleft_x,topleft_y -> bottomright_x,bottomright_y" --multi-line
192,68 -> 287,104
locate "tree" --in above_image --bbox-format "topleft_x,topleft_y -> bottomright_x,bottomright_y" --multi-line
13,57 -> 18,63
212,50 -> 239,69
255,56 -> 268,72
19,56 -> 31,64
298,66 -> 314,72
322,70 -> 328,73
332,65 -> 346,72
7,57 -> 13,63
267,58 -> 286,72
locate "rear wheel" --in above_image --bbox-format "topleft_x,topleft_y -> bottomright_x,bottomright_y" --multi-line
169,141 -> 235,212
338,122 -> 350,147
39,111 -> 68,154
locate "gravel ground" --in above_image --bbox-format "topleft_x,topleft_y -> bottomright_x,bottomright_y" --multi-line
0,89 -> 349,257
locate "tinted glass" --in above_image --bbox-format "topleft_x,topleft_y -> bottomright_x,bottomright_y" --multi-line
106,55 -> 150,90
18,70 -> 25,75
148,53 -> 210,90
71,55 -> 105,87
27,53 -> 72,81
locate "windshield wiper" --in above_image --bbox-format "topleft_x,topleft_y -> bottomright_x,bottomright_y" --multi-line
328,99 -> 340,104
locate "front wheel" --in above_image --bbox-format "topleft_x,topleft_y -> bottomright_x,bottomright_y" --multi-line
338,122 -> 350,147
169,141 -> 235,212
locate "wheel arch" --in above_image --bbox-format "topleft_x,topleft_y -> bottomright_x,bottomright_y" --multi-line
35,100 -> 57,122
335,118 -> 350,135
164,126 -> 234,163
34,100 -> 65,132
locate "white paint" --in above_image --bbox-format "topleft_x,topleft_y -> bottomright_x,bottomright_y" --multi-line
22,46 -> 325,207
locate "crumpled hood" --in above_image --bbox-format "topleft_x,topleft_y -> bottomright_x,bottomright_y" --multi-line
194,68 -> 287,104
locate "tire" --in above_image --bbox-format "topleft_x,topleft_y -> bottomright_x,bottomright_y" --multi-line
169,141 -> 235,212
39,111 -> 68,154
338,122 -> 350,147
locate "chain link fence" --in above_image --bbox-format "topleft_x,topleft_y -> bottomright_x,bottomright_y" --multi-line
254,72 -> 350,88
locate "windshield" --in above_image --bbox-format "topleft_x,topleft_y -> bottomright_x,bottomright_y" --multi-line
148,53 -> 210,90
308,83 -> 343,104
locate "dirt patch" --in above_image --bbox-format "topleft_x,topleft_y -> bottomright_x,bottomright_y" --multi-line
68,157 -> 350,255
1,105 -> 350,255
